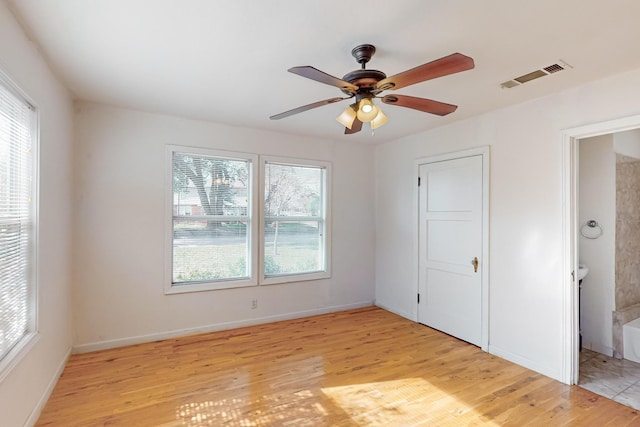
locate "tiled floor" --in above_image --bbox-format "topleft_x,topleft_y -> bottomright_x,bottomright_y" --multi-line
579,349 -> 640,410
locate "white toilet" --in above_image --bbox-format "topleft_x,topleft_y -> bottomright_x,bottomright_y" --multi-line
623,318 -> 640,363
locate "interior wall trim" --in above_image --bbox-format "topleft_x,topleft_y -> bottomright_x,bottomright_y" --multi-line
72,301 -> 374,354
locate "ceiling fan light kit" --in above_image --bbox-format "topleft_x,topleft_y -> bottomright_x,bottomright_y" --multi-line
270,44 -> 475,135
336,97 -> 386,133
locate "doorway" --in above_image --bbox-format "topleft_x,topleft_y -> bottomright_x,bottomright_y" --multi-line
415,147 -> 490,351
574,130 -> 640,410
563,114 -> 640,385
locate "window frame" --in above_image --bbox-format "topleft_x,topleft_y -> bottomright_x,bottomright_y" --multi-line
165,148 -> 332,294
259,156 -> 331,286
164,145 -> 259,294
0,70 -> 39,381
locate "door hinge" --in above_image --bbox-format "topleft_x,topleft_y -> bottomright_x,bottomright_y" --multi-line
417,293 -> 420,303
418,176 -> 421,187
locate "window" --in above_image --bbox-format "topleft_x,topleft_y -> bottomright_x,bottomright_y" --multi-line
262,158 -> 330,284
0,73 -> 37,371
166,148 -> 330,293
167,147 -> 257,293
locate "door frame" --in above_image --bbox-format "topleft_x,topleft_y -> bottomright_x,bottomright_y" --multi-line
414,146 -> 490,351
562,114 -> 640,384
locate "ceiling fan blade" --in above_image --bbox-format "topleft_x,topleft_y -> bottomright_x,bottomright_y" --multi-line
270,97 -> 348,120
381,94 -> 458,116
376,53 -> 474,92
289,66 -> 359,94
345,117 -> 363,134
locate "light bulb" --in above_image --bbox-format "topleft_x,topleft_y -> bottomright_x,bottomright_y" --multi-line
356,99 -> 379,122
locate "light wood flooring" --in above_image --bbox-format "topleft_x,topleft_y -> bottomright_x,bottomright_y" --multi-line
37,307 -> 640,426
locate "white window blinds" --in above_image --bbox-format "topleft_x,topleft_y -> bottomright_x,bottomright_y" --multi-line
171,151 -> 251,285
0,77 -> 36,363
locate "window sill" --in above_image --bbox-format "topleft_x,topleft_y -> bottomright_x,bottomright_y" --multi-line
165,278 -> 257,295
0,331 -> 39,383
261,271 -> 330,286
164,271 -> 331,294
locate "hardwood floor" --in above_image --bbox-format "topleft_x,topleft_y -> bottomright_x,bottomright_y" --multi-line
37,307 -> 640,426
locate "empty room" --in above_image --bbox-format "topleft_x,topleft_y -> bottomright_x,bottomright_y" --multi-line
3,1 -> 640,425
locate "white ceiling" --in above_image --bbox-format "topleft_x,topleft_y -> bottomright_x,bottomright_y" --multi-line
7,0 -> 640,144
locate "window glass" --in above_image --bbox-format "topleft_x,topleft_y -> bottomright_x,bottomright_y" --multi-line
172,153 -> 250,284
264,163 -> 326,277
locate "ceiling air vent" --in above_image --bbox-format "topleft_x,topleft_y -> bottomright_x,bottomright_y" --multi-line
501,60 -> 570,89
543,63 -> 565,74
514,69 -> 547,84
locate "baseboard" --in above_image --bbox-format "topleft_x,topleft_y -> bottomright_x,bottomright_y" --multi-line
489,344 -> 562,383
73,301 -> 374,354
374,300 -> 415,322
582,341 -> 614,357
24,347 -> 72,427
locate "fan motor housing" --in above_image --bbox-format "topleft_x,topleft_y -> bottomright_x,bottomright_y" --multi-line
341,69 -> 386,95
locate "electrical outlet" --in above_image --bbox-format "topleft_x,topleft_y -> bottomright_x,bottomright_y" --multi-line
251,299 -> 258,309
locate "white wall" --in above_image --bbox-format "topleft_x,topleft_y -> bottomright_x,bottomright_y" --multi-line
0,2 -> 74,426
375,66 -> 640,382
72,103 -> 375,350
579,135 -> 616,356
614,129 -> 640,159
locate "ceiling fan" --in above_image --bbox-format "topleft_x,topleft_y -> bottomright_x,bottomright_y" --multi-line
270,44 -> 475,134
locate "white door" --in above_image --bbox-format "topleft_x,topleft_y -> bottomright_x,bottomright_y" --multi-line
418,155 -> 483,346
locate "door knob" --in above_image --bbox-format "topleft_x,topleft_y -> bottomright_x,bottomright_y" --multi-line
471,257 -> 479,273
